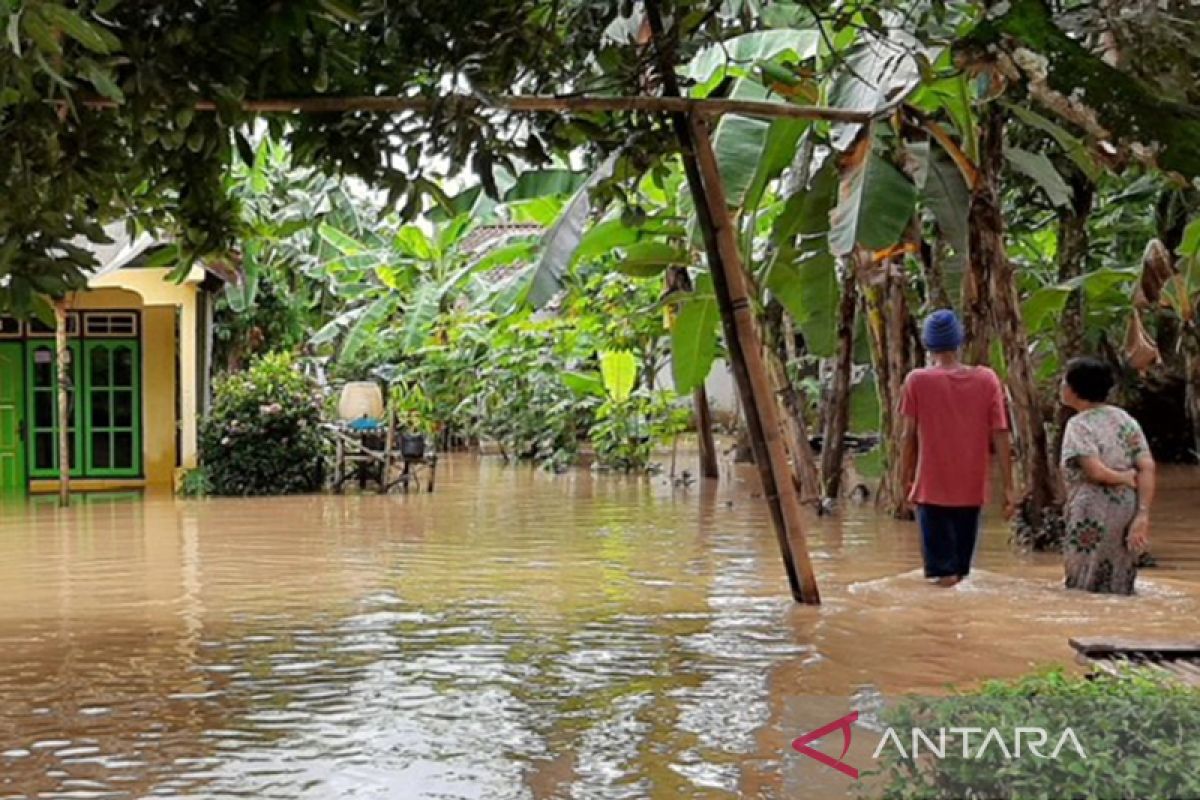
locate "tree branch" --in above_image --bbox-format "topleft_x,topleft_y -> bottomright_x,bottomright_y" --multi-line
72,92 -> 877,123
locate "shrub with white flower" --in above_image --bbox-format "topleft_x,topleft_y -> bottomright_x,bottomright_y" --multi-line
199,352 -> 326,496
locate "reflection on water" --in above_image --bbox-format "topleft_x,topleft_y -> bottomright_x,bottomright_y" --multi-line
0,457 -> 1197,798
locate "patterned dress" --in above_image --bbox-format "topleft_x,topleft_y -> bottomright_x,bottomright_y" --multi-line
1060,405 -> 1150,594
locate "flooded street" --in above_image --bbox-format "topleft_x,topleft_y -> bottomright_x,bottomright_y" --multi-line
0,456 -> 1197,798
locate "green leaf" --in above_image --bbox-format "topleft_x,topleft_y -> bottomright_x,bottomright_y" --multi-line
319,223 -> 367,256
849,372 -> 881,434
1021,286 -> 1071,334
562,371 -> 605,398
224,241 -> 260,313
1177,217 -> 1200,261
686,29 -> 820,98
712,114 -> 772,209
829,140 -> 917,256
742,119 -> 809,214
599,350 -> 637,403
615,242 -> 688,278
82,61 -> 123,103
140,244 -> 180,269
503,169 -> 588,201
401,285 -> 441,350
828,35 -> 922,150
1005,102 -> 1102,183
766,251 -> 839,358
1005,147 -> 1072,208
394,224 -> 436,261
7,12 -> 22,57
318,0 -> 364,24
529,154 -> 618,308
671,274 -> 719,394
923,138 -> 971,281
21,11 -> 61,57
39,5 -> 119,54
340,296 -> 394,361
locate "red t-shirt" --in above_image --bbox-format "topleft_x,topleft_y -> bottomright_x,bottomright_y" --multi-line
899,366 -> 1008,507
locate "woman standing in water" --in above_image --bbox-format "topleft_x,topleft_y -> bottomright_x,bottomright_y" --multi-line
1060,358 -> 1157,594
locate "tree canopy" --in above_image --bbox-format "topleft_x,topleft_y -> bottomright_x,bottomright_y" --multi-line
1,0 -> 1198,319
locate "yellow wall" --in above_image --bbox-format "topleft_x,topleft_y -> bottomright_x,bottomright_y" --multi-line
141,305 -> 177,487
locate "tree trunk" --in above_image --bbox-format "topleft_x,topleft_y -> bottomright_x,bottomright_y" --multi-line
856,252 -> 918,517
976,106 -> 1062,545
1052,173 -> 1095,461
762,300 -> 821,504
692,385 -> 719,479
54,299 -> 71,508
922,233 -> 953,311
645,0 -> 819,603
821,258 -> 859,500
1187,333 -> 1200,462
1057,174 -> 1094,361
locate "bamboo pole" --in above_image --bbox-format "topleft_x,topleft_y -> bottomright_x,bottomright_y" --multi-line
689,116 -> 820,603
643,0 -> 818,603
74,93 -> 877,123
53,299 -> 70,508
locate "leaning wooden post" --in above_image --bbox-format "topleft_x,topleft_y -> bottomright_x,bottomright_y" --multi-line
689,117 -> 821,603
54,298 -> 71,507
643,2 -> 818,603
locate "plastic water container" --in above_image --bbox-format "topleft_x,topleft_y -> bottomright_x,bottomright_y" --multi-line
338,382 -> 384,423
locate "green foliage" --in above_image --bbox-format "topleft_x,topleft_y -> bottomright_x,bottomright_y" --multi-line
592,389 -> 689,473
178,467 -> 212,498
200,352 -> 326,496
868,667 -> 1200,800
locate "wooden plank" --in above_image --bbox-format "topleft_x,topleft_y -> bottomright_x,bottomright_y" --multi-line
1069,637 -> 1200,657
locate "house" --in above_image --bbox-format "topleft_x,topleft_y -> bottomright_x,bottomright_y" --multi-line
0,225 -> 221,496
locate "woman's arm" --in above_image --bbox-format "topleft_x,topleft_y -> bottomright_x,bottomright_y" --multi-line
1128,453 -> 1156,552
1077,455 -> 1137,488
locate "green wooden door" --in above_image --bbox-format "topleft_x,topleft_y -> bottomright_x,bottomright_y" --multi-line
0,343 -> 25,494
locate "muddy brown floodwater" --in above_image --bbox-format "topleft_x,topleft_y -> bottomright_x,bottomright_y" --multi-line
0,456 -> 1197,799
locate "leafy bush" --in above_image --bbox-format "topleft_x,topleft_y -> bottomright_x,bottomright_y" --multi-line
178,467 -> 212,498
592,389 -> 689,472
867,667 -> 1200,800
200,352 -> 326,495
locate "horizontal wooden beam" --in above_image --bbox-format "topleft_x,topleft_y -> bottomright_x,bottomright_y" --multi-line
74,92 -> 877,123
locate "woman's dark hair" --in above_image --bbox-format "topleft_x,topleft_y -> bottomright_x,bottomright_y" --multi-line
1064,357 -> 1114,403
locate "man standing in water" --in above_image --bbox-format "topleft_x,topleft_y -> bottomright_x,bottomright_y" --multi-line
900,309 -> 1017,587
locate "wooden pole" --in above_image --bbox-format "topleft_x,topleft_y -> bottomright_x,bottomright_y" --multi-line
689,116 -> 820,603
643,0 -> 818,604
75,93 -> 877,124
53,299 -> 70,507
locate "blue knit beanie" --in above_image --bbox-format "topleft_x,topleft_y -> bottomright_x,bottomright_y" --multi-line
922,309 -> 964,352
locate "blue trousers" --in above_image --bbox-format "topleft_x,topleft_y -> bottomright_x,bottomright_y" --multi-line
917,505 -> 981,578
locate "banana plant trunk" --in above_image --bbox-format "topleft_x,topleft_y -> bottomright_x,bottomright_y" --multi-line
1186,333 -> 1200,462
54,299 -> 71,507
857,253 -> 919,518
975,106 -> 1062,544
692,386 -> 719,479
821,258 -> 859,500
1052,174 -> 1095,461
